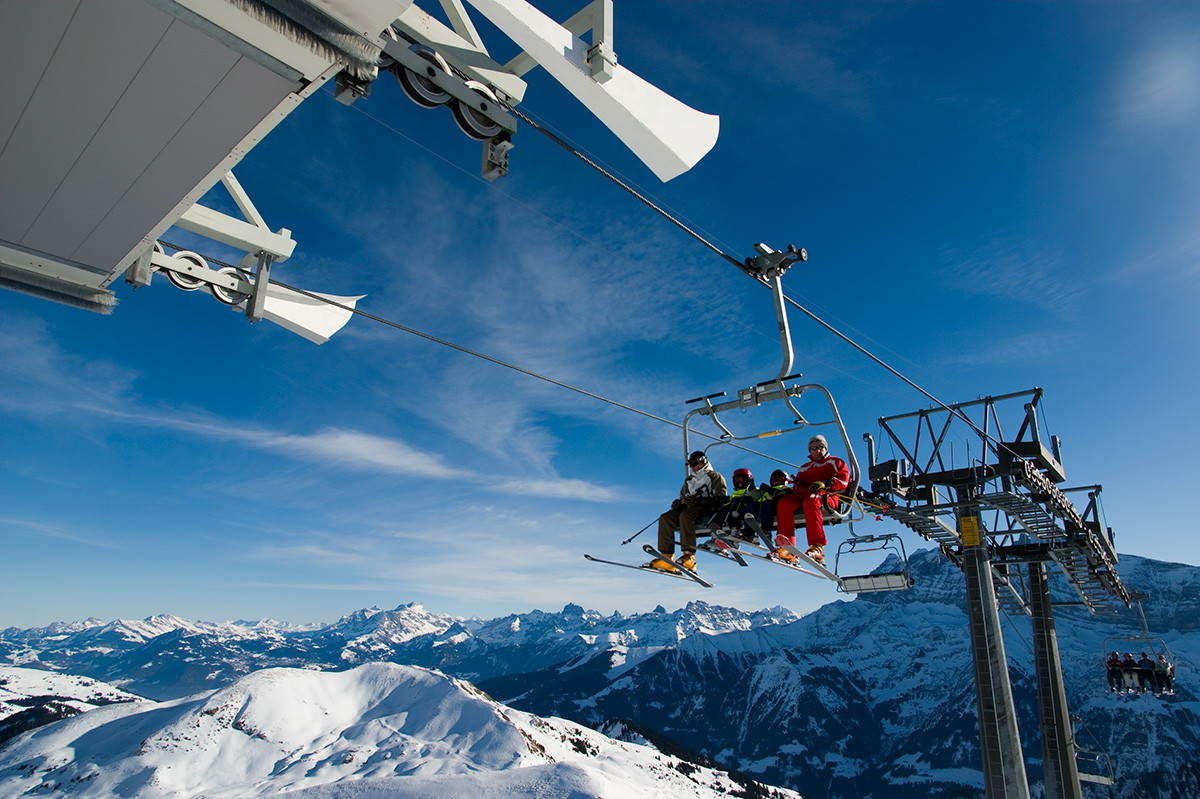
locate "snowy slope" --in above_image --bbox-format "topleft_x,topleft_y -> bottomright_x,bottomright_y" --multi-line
0,663 -> 802,799
0,666 -> 144,746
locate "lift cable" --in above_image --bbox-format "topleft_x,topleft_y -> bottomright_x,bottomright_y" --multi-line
505,105 -> 745,271
257,275 -> 801,469
339,94 -> 900,395
506,103 -> 1020,457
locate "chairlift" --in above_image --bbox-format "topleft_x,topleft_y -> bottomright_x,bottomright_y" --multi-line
586,241 -> 910,592
683,243 -> 912,591
834,531 -> 914,594
1072,716 -> 1115,786
683,243 -> 860,525
1102,591 -> 1177,696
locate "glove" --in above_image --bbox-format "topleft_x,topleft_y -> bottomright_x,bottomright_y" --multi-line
809,481 -> 827,491
671,498 -> 685,511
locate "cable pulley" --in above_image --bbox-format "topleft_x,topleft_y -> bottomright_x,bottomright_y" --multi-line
394,47 -> 453,108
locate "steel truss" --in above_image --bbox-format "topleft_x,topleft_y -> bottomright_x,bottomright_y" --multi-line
866,388 -> 1130,799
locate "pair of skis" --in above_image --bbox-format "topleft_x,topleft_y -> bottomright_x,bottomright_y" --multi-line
584,545 -> 714,588
584,518 -> 843,587
716,519 -> 843,584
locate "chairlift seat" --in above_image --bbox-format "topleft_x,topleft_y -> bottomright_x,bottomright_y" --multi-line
834,532 -> 913,594
839,570 -> 914,593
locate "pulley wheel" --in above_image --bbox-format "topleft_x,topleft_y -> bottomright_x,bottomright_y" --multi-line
164,251 -> 206,291
396,49 -> 450,108
209,266 -> 249,305
450,82 -> 502,140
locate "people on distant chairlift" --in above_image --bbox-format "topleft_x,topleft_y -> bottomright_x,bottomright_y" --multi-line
772,434 -> 850,564
1137,653 -> 1156,693
1106,651 -> 1123,692
647,450 -> 727,575
1155,654 -> 1175,694
1120,653 -> 1138,691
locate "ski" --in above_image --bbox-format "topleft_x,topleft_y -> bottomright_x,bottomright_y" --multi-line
583,546 -> 713,588
641,545 -> 715,587
771,543 -> 844,585
720,519 -> 842,584
698,531 -> 749,566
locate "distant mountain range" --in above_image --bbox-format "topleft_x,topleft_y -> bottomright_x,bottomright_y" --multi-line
3,549 -> 1198,798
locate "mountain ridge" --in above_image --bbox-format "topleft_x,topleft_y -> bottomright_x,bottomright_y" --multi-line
3,550 -> 1198,797
0,662 -> 802,798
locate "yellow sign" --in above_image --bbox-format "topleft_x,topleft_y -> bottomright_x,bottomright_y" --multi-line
960,516 -> 981,546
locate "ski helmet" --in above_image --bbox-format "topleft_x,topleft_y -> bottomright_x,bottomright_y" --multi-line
732,468 -> 753,489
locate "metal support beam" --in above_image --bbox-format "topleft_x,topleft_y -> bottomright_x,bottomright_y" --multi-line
246,252 -> 274,323
959,490 -> 1031,799
1029,562 -> 1082,799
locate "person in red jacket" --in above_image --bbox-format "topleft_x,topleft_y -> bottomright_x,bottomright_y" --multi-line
773,434 -> 850,564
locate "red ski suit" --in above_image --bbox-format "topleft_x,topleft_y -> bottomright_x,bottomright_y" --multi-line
774,454 -> 851,549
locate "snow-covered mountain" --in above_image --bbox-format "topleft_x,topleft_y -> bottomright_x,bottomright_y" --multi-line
0,662 -> 801,798
0,666 -> 141,746
476,551 -> 1200,798
3,552 -> 1198,798
0,601 -> 798,700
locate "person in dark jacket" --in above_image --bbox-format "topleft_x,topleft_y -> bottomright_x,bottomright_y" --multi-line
1120,653 -> 1138,691
708,467 -> 756,532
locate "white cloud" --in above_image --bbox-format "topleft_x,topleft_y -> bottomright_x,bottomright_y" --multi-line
1112,38 -> 1200,132
0,313 -> 137,415
254,428 -> 468,479
0,517 -> 119,548
489,477 -> 621,503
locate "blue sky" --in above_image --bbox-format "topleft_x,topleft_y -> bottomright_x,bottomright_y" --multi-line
3,1 -> 1200,629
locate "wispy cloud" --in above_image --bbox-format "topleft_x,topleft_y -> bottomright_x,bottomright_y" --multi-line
489,477 -> 621,502
940,330 -> 1079,370
0,308 -> 627,499
1110,35 -> 1200,132
0,517 -> 120,548
252,428 -> 468,479
937,238 -> 1084,313
0,315 -> 137,415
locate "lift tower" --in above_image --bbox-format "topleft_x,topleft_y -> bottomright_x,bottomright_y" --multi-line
865,388 -> 1129,799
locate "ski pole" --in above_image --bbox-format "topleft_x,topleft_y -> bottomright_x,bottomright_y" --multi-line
621,517 -> 658,546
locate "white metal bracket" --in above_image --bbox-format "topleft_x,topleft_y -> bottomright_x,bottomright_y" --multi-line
504,0 -> 616,82
175,172 -> 296,264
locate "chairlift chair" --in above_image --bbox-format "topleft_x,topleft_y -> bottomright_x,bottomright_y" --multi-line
834,531 -> 914,594
1072,716 -> 1115,786
682,242 -> 862,529
679,243 -> 876,588
1102,592 -> 1177,695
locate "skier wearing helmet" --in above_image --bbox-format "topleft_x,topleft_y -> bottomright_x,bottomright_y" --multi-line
647,450 -> 727,574
707,467 -> 757,533
747,469 -> 792,540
